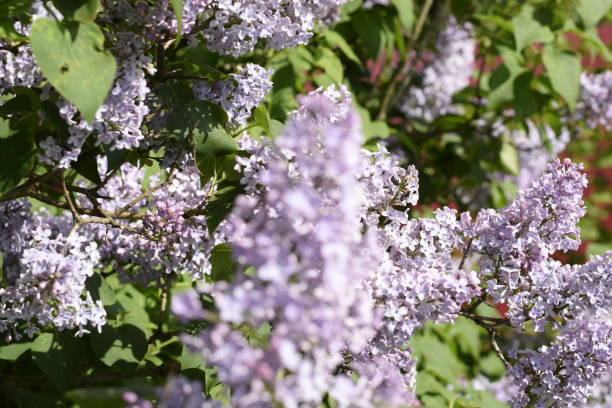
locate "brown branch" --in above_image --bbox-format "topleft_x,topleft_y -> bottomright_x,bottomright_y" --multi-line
487,329 -> 512,370
458,237 -> 473,270
0,170 -> 60,203
459,311 -> 510,326
114,174 -> 175,217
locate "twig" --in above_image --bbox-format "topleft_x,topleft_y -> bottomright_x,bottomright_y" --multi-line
376,0 -> 435,120
0,170 -> 60,203
61,172 -> 81,224
156,273 -> 176,334
458,237 -> 473,270
459,311 -> 510,326
114,174 -> 175,217
487,329 -> 511,370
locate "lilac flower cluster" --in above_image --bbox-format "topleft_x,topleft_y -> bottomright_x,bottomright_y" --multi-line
358,147 -> 480,390
472,158 -> 589,330
193,63 -> 273,125
0,200 -> 105,341
106,0 -> 347,56
575,371 -> 612,408
200,0 -> 349,56
509,121 -> 570,190
177,87 -> 417,406
80,159 -> 216,285
508,316 -> 612,407
399,17 -> 475,122
0,44 -> 42,94
575,71 -> 612,132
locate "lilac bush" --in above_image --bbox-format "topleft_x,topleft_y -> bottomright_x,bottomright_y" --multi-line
0,1 -> 610,407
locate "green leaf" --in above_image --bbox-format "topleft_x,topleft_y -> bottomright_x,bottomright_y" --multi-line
0,125 -> 36,195
170,0 -> 183,38
254,105 -> 271,136
586,243 -> 611,257
32,333 -> 90,390
512,4 -> 554,51
391,0 -> 414,32
488,46 -> 524,108
500,140 -> 519,175
210,243 -> 237,282
74,151 -> 102,184
205,181 -> 245,233
352,9 -> 384,59
166,100 -> 228,142
577,0 -> 612,27
542,46 -> 581,111
314,47 -> 344,84
156,82 -> 195,107
180,346 -> 206,371
86,273 -> 117,307
196,127 -> 237,159
30,18 -> 117,123
269,119 -> 285,139
323,30 -> 363,68
89,324 -> 148,366
52,0 -> 100,22
0,340 -> 32,360
0,0 -> 33,19
0,95 -> 36,116
0,386 -> 59,408
411,331 -> 465,384
479,353 -> 506,378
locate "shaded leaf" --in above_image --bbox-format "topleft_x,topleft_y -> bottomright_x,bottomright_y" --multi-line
52,0 -> 100,22
512,4 -> 553,51
542,46 -> 580,110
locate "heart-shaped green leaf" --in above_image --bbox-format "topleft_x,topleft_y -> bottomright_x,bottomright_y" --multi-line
30,18 -> 116,123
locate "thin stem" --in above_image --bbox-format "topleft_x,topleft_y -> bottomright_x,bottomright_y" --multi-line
487,329 -> 511,370
458,237 -> 473,270
460,311 -> 510,326
61,172 -> 81,225
376,0 -> 435,120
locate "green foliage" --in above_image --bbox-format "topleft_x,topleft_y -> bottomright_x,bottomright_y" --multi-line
411,319 -> 508,408
542,46 -> 581,110
512,4 -> 554,51
52,0 -> 101,22
29,18 -> 117,123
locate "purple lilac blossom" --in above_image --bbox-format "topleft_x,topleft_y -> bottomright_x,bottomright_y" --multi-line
510,121 -> 570,191
399,17 -> 475,122
178,87 -> 414,406
575,71 -> 612,132
508,316 -> 612,407
358,147 -> 480,391
0,200 -> 105,341
79,158 -> 217,285
193,63 -> 274,125
574,371 -> 612,408
473,158 -> 589,331
0,44 -> 42,94
104,0 -> 348,56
